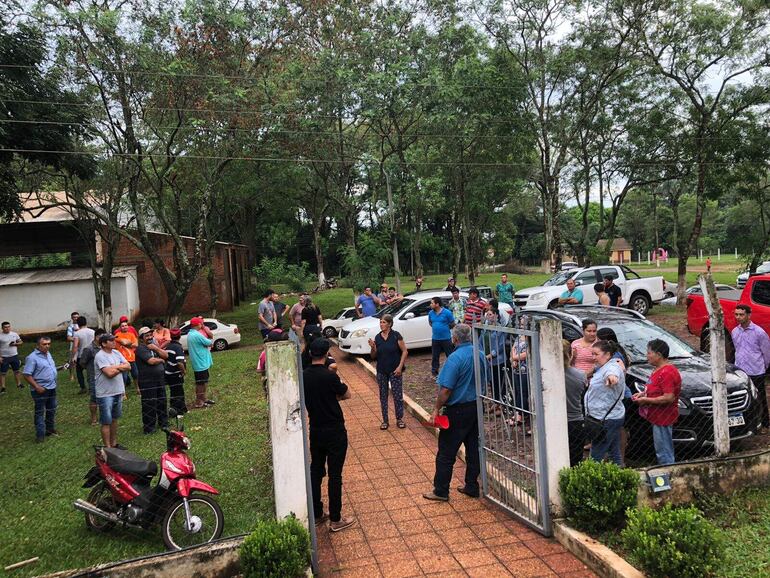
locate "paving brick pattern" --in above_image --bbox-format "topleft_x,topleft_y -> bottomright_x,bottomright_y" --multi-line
315,355 -> 596,578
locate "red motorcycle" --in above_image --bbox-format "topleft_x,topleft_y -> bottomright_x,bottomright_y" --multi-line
74,410 -> 224,550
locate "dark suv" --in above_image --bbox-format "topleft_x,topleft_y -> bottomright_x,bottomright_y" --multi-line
530,306 -> 761,455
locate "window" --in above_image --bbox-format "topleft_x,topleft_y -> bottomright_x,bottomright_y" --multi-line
575,271 -> 598,285
563,325 -> 582,342
180,325 -> 191,335
204,322 -> 218,330
407,301 -> 432,318
599,267 -> 619,280
343,309 -> 358,319
751,280 -> 770,307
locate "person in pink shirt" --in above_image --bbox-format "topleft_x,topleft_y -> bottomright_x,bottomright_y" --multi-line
571,319 -> 598,377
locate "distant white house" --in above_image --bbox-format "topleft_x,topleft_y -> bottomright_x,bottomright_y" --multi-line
0,266 -> 139,334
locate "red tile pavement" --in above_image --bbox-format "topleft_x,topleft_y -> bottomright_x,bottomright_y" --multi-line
314,354 -> 595,577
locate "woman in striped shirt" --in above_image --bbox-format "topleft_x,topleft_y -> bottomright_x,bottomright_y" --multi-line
571,319 -> 598,377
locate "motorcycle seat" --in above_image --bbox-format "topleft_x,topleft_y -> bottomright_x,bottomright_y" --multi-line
104,448 -> 158,478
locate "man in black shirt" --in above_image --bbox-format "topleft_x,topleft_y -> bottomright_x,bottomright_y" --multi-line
303,338 -> 355,532
603,275 -> 623,307
136,327 -> 169,434
164,329 -> 187,415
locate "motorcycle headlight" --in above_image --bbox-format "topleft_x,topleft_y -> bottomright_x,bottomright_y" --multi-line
351,329 -> 369,338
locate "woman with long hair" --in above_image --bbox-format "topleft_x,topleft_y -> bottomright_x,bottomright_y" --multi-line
585,339 -> 626,465
300,296 -> 323,342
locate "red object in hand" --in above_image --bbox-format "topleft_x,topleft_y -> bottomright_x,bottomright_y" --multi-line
434,415 -> 449,429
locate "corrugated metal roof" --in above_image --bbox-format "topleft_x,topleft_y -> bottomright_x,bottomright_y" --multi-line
0,266 -> 137,287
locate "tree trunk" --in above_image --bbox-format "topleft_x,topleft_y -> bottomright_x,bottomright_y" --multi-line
413,205 -> 423,277
312,218 -> 327,288
207,264 -> 218,319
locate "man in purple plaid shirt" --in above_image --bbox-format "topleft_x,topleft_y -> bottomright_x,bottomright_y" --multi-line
732,304 -> 770,432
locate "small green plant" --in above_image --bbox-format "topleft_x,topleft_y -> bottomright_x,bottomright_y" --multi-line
240,516 -> 311,578
622,504 -> 724,578
558,459 -> 639,532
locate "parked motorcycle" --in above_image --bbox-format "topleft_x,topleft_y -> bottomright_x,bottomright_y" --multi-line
74,409 -> 224,550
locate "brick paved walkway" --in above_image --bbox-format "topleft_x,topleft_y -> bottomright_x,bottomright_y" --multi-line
315,354 -> 596,578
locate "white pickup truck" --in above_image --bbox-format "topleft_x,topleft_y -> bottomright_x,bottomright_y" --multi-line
513,265 -> 666,316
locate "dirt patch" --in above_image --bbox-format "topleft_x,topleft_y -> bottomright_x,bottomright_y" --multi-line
647,307 -> 699,348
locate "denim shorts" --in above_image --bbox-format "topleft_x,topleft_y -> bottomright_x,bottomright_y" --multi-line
0,355 -> 20,373
97,394 -> 123,425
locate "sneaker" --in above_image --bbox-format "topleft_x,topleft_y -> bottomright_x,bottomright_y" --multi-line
45,430 -> 60,437
456,486 -> 480,498
0,387 -> 5,394
203,399 -> 216,406
329,517 -> 356,532
314,513 -> 329,527
422,491 -> 449,502
17,383 -> 24,389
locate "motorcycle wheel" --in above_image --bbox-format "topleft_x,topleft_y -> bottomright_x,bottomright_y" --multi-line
85,482 -> 117,532
161,494 -> 224,550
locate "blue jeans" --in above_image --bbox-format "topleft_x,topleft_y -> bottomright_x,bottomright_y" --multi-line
590,417 -> 624,466
31,388 -> 57,439
652,424 -> 675,465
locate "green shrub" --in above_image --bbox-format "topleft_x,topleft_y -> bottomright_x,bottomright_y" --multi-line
622,504 -> 724,578
558,460 -> 639,532
253,257 -> 313,296
240,516 -> 311,578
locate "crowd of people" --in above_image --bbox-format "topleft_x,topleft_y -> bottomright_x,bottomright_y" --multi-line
3,312 -> 217,445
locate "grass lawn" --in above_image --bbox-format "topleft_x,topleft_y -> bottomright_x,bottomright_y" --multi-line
0,331 -> 272,576
700,487 -> 770,578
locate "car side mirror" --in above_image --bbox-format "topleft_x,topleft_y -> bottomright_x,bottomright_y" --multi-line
404,312 -> 415,320
574,281 -> 582,286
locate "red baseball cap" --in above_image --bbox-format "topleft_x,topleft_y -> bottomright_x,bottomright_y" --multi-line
189,316 -> 204,326
170,328 -> 182,339
119,315 -> 129,323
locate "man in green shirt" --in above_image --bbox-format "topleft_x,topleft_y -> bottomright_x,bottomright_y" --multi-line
495,273 -> 515,306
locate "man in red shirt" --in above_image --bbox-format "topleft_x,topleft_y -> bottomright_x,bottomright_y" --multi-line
463,287 -> 487,326
632,338 -> 682,465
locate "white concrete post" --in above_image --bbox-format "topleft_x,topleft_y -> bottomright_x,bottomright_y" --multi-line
735,248 -> 738,258
537,319 -> 571,516
647,251 -> 651,265
265,340 -> 318,571
697,275 -> 730,456
718,247 -> 721,261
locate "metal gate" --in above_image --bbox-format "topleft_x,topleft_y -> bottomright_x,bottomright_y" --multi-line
472,318 -> 551,536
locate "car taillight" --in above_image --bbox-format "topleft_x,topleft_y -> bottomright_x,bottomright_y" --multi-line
233,327 -> 239,334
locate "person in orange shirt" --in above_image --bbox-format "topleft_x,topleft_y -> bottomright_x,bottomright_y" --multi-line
115,320 -> 139,388
152,319 -> 171,349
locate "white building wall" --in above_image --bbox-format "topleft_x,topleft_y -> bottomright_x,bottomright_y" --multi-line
0,270 -> 140,333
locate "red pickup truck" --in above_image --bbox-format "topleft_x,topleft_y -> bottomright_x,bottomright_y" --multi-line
687,275 -> 770,359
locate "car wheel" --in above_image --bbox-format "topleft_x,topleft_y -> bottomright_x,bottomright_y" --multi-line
547,299 -> 560,310
213,338 -> 228,351
323,327 -> 337,338
629,293 -> 651,316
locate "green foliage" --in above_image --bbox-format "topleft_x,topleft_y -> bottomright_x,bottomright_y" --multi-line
622,505 -> 724,578
338,231 -> 392,292
253,257 -> 313,294
558,460 -> 639,532
240,516 -> 310,578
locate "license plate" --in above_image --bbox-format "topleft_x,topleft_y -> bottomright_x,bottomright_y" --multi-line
728,414 -> 745,427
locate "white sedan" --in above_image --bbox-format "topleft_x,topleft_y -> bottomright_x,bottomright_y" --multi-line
660,284 -> 736,306
336,290 -> 513,355
179,318 -> 241,352
322,307 -> 358,337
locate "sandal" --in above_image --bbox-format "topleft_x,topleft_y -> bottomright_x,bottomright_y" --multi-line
380,422 -> 389,430
397,420 -> 406,429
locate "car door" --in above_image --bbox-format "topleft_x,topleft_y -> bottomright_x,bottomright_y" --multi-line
600,267 -> 624,302
574,270 -> 600,303
394,299 -> 433,349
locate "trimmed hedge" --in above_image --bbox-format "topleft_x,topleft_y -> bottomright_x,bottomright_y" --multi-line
240,516 -> 310,578
558,459 -> 639,533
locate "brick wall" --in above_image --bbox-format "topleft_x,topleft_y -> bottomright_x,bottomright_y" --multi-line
111,232 -> 249,318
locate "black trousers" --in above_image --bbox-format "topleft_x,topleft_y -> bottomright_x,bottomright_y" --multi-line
75,359 -> 86,391
139,380 -> 168,433
166,374 -> 187,415
431,339 -> 454,375
567,420 -> 585,467
310,426 -> 348,522
750,374 -> 770,428
433,401 -> 480,498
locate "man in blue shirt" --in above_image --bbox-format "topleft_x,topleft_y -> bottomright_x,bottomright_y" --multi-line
187,317 -> 215,409
423,324 -> 485,502
428,297 -> 455,378
23,336 -> 59,442
558,278 -> 583,306
355,286 -> 381,318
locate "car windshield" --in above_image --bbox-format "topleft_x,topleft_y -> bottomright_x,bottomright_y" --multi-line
599,319 -> 696,364
375,298 -> 415,318
543,271 -> 576,287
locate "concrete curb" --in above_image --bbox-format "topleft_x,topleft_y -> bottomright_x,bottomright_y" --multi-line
353,355 -> 466,462
554,521 -> 644,578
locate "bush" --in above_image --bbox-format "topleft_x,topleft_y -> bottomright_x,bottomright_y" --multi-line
240,516 -> 311,578
622,505 -> 724,578
253,257 -> 313,296
558,460 -> 639,532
